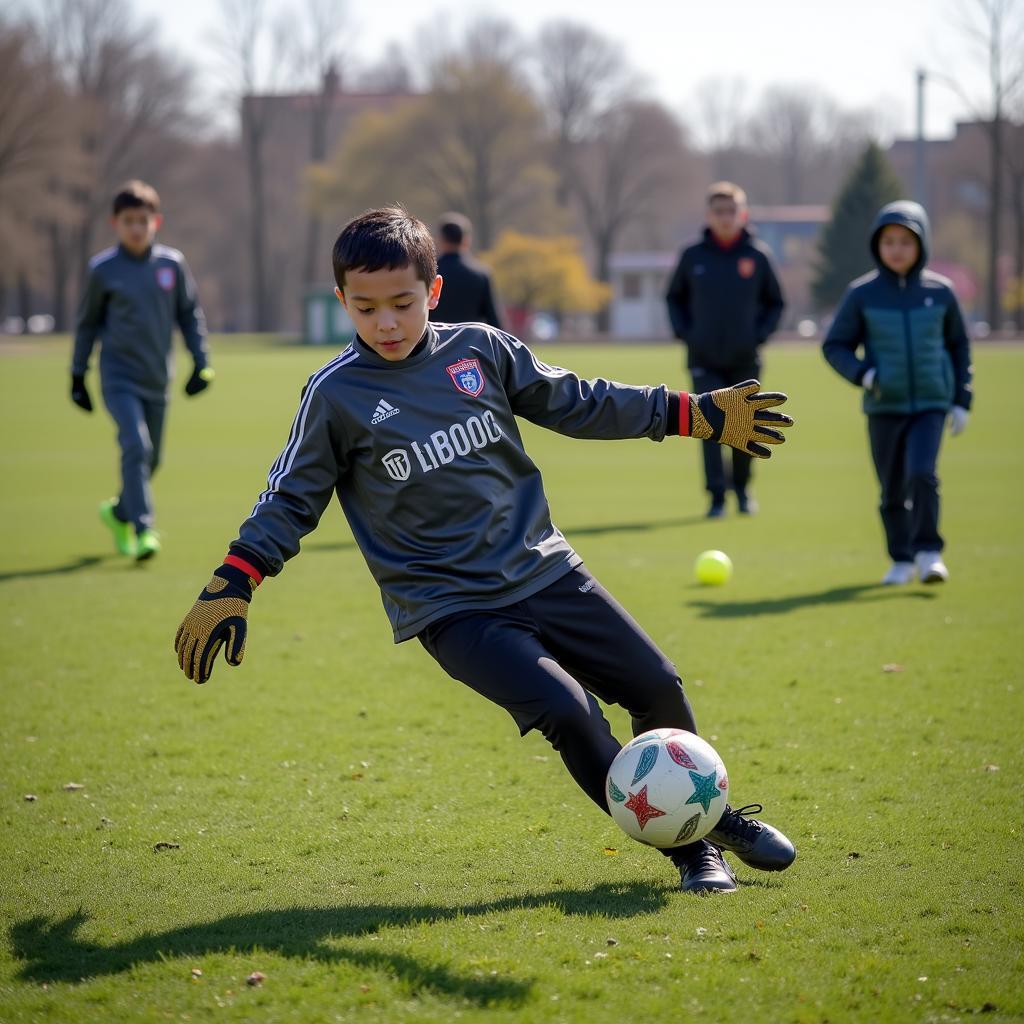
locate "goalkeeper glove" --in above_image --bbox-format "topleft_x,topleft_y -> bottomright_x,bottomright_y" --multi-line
184,365 -> 215,396
70,374 -> 93,412
174,561 -> 259,684
685,379 -> 793,458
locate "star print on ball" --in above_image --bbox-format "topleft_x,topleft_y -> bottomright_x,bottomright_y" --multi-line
623,785 -> 667,831
685,769 -> 723,814
606,729 -> 729,849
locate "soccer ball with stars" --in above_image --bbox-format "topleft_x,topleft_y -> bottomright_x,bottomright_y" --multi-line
606,729 -> 729,848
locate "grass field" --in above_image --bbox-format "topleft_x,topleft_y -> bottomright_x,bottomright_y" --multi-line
1,337 -> 1022,1023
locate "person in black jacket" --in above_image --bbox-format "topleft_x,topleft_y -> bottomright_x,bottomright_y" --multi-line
428,213 -> 503,329
665,183 -> 785,517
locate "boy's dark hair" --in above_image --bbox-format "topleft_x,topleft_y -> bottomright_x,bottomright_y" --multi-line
438,212 -> 471,247
332,207 -> 437,290
707,181 -> 747,207
112,180 -> 161,216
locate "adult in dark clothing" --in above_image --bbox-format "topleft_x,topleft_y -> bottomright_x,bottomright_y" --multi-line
665,182 -> 785,517
429,212 -> 503,329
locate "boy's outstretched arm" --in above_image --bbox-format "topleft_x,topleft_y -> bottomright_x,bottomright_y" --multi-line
498,333 -> 792,455
681,380 -> 793,459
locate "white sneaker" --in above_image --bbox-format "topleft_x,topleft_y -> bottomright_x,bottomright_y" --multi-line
916,551 -> 949,584
882,561 -> 915,585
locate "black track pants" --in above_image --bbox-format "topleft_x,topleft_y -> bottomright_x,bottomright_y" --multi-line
419,565 -> 697,812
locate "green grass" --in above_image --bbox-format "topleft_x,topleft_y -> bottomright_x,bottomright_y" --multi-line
1,336 -> 1022,1023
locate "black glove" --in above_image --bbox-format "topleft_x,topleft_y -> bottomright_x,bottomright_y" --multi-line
174,564 -> 255,684
70,374 -> 93,412
184,365 -> 215,396
689,379 -> 793,459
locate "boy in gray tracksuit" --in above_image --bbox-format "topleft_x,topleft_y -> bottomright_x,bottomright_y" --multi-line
71,180 -> 211,560
174,207 -> 797,895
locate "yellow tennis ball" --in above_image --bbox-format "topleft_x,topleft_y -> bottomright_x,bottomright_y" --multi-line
695,549 -> 732,585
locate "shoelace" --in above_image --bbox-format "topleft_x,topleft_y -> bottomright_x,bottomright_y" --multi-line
717,804 -> 765,841
695,843 -> 727,870
674,841 -> 726,872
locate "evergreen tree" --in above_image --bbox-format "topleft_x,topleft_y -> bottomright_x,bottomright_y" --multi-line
812,142 -> 906,310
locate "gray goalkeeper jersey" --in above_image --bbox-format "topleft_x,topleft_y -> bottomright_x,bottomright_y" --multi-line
234,323 -> 674,641
72,243 -> 208,399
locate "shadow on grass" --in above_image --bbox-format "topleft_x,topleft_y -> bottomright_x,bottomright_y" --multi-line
564,515 -> 708,537
10,881 -> 670,1001
688,582 -> 939,618
303,515 -> 708,554
0,555 -> 112,583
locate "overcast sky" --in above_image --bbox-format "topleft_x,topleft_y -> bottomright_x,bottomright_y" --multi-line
132,0 -> 1003,140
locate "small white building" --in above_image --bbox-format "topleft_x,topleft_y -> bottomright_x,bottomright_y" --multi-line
608,251 -> 677,339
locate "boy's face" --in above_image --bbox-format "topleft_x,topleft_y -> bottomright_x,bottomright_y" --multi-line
112,206 -> 162,255
707,197 -> 746,242
337,264 -> 442,361
877,224 -> 920,275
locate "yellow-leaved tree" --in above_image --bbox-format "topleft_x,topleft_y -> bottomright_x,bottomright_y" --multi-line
481,231 -> 610,318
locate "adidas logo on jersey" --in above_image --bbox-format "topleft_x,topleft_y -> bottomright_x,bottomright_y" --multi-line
371,399 -> 400,424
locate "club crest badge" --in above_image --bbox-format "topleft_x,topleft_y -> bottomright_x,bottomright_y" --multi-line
737,257 -> 755,279
446,358 -> 485,397
156,266 -> 176,291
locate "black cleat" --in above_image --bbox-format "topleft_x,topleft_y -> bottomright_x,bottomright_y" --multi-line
706,499 -> 726,519
707,803 -> 796,871
673,840 -> 737,894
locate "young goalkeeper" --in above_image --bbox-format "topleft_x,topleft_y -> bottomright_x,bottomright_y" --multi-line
174,206 -> 796,895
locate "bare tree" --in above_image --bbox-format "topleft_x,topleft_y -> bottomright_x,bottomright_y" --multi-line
0,24 -> 66,185
572,99 -> 688,326
212,0 -> 292,330
0,19 -> 72,319
423,19 -> 554,247
311,20 -> 558,248
534,21 -> 630,206
747,86 -> 834,204
687,77 -> 750,181
949,0 -> 1024,325
288,0 -> 350,288
31,0 -> 195,327
1004,113 -> 1024,327
353,43 -> 414,93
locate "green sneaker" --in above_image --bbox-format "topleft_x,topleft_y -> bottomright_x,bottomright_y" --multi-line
99,499 -> 136,556
135,529 -> 161,562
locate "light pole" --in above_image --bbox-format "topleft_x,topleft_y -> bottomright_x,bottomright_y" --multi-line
915,69 -> 927,206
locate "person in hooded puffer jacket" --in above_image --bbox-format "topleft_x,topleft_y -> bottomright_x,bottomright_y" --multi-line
822,200 -> 973,586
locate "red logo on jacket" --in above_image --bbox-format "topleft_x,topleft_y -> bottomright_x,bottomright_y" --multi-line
446,358 -> 485,397
737,257 -> 755,279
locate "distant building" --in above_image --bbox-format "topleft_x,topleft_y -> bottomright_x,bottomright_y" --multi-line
887,120 -> 991,225
608,205 -> 829,339
608,252 -> 677,339
886,120 -> 997,317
